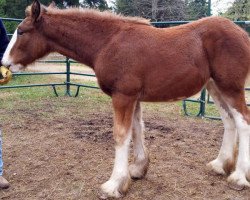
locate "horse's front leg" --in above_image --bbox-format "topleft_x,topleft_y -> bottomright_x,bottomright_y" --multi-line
100,94 -> 137,199
129,102 -> 149,179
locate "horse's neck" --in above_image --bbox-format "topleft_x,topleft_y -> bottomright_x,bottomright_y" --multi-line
42,13 -> 119,67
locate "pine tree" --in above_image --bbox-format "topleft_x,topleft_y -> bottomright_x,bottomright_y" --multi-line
186,0 -> 209,20
81,0 -> 109,10
115,0 -> 187,21
0,0 -> 112,33
223,0 -> 250,21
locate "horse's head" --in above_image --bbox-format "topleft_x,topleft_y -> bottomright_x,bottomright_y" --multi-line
2,0 -> 51,71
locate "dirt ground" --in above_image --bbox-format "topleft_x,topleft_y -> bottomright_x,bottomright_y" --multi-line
0,95 -> 250,200
1,58 -> 250,199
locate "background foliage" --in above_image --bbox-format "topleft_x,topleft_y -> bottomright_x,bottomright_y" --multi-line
115,0 -> 209,21
0,0 -> 249,33
222,0 -> 250,21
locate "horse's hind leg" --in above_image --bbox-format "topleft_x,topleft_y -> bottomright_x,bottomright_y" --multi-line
206,80 -> 237,175
129,102 -> 149,179
207,80 -> 250,188
227,97 -> 250,189
100,94 -> 137,199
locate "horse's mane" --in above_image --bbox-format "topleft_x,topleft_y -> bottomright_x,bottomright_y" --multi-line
26,5 -> 151,26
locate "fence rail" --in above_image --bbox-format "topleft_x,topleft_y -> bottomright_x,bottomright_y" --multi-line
1,17 -> 250,119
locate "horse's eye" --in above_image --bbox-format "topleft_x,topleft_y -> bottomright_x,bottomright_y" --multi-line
17,29 -> 24,36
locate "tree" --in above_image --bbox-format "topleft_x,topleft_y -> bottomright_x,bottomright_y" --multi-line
81,0 -> 109,10
0,0 -> 109,33
186,0 -> 209,20
115,0 -> 187,21
222,0 -> 250,21
0,0 -> 80,19
0,0 -> 81,33
115,0 -> 212,21
115,0 -> 136,16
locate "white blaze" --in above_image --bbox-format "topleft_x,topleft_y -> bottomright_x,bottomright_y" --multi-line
1,30 -> 18,67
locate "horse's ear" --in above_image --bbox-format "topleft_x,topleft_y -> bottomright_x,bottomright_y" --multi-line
48,1 -> 57,9
31,0 -> 41,22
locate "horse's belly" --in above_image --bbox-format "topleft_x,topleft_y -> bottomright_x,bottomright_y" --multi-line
140,70 -> 209,102
140,86 -> 203,102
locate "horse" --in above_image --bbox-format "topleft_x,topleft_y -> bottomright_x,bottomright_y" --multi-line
2,0 -> 250,198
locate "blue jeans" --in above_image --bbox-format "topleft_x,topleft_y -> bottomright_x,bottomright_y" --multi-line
0,130 -> 3,176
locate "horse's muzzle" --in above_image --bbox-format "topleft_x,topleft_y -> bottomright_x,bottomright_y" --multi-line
9,64 -> 25,72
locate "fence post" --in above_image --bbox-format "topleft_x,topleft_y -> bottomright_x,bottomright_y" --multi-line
65,57 -> 71,96
208,0 -> 211,16
199,89 -> 206,117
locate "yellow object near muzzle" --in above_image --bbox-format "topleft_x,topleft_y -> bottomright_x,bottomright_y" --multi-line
0,66 -> 12,85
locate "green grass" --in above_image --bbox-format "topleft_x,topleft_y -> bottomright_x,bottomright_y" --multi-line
181,100 -> 220,118
0,75 -> 221,121
0,75 -> 64,100
0,75 -> 112,124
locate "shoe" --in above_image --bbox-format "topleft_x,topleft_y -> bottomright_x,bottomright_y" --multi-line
0,176 -> 9,189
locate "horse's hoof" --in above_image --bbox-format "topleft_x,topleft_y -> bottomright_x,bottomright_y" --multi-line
228,172 -> 250,191
100,177 -> 130,199
98,190 -> 108,199
129,163 -> 148,180
228,182 -> 245,191
247,167 -> 250,181
98,189 -> 122,199
207,160 -> 226,176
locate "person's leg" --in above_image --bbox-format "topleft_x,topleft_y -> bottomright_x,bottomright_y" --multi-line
0,129 -> 3,176
0,129 -> 9,189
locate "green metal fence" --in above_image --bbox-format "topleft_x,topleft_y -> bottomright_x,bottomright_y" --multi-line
1,17 -> 250,119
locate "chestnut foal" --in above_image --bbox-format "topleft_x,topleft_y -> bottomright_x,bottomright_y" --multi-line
2,0 -> 250,198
